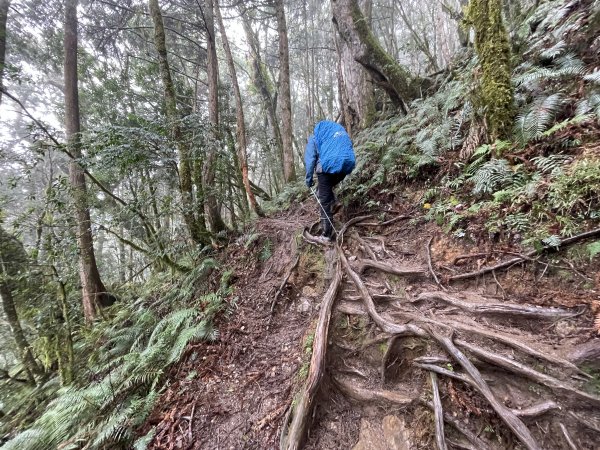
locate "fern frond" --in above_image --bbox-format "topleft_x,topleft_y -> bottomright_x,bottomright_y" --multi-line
514,93 -> 564,144
471,159 -> 524,194
584,70 -> 600,84
539,40 -> 566,60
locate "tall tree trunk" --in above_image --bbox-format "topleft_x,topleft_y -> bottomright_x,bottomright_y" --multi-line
64,0 -> 107,323
274,0 -> 296,183
215,0 -> 262,217
0,0 -> 9,105
466,0 -> 514,139
331,0 -> 419,113
334,0 -> 375,137
203,0 -> 226,233
148,0 -> 209,245
241,14 -> 284,189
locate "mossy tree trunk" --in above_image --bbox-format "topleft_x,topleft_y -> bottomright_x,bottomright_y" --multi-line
148,0 -> 210,244
241,13 -> 284,191
466,0 -> 515,140
331,0 -> 419,115
0,227 -> 41,383
334,0 -> 376,136
275,0 -> 297,184
203,0 -> 227,234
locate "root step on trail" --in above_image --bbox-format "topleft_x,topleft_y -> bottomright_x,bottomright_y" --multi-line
282,214 -> 599,450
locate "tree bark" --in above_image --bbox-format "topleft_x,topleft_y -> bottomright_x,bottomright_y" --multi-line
466,0 -> 514,139
241,14 -> 284,190
274,0 -> 296,183
64,0 -> 107,323
0,0 -> 9,105
0,227 -> 41,382
215,0 -> 262,217
335,0 -> 375,136
148,0 -> 209,245
331,0 -> 418,113
203,0 -> 226,233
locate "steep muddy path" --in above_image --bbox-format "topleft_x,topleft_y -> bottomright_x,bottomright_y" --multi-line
141,201 -> 600,450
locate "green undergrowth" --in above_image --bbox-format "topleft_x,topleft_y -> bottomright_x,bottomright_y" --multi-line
344,0 -> 600,250
0,259 -> 233,450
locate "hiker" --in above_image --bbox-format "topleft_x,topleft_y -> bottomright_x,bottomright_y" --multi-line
305,120 -> 356,241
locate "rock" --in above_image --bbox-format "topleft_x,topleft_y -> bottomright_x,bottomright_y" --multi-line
352,415 -> 411,450
297,297 -> 312,314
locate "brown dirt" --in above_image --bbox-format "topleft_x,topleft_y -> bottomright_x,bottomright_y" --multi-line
140,198 -> 600,450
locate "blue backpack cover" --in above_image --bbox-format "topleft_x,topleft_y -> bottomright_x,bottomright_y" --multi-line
313,121 -> 355,175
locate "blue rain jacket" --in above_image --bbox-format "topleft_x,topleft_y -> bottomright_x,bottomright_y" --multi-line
304,120 -> 355,186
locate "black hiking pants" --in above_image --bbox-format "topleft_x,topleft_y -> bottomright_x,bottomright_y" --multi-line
317,172 -> 346,238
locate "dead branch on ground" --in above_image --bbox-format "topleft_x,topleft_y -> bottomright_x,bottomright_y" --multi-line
449,227 -> 600,282
559,423 -> 579,450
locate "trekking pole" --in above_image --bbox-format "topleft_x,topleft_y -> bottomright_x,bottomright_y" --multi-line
310,187 -> 339,235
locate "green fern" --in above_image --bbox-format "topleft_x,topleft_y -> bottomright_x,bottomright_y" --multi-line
514,93 -> 564,144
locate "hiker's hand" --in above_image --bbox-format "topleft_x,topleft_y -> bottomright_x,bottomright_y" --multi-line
306,178 -> 314,188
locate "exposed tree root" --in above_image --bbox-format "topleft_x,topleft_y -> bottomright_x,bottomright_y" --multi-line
395,310 -> 586,377
381,335 -> 399,382
351,231 -> 378,260
427,237 -> 446,291
357,258 -> 428,277
449,227 -> 600,282
422,400 -> 493,450
268,252 -> 301,328
334,375 -> 415,405
281,254 -> 343,450
430,372 -> 448,450
414,291 -> 578,319
456,339 -> 600,406
559,423 -> 579,450
340,250 -> 428,338
513,401 -> 560,418
337,215 -> 373,243
431,332 -> 541,450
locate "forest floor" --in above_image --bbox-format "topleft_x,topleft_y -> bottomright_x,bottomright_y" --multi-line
140,191 -> 600,450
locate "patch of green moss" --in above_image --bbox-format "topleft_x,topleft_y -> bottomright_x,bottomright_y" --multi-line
466,0 -> 515,139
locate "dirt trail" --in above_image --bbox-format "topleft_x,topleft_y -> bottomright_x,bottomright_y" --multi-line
142,201 -> 600,450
